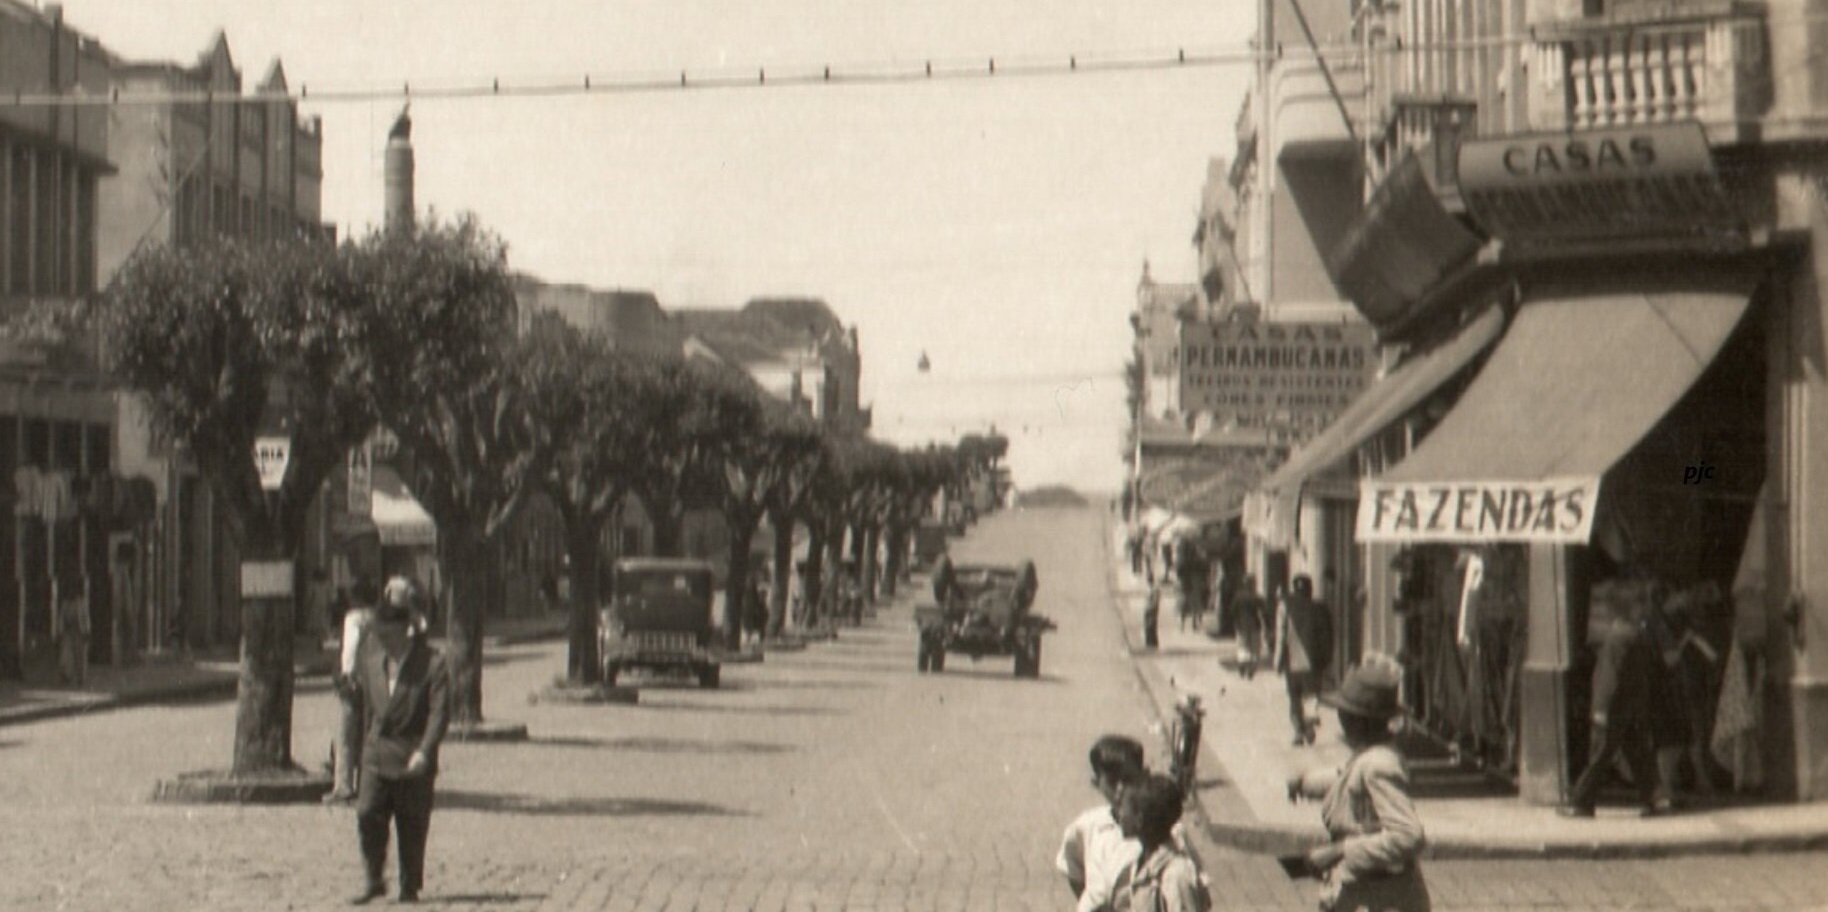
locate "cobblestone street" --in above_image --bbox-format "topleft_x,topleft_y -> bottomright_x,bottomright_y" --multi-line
2,508 -> 1826,910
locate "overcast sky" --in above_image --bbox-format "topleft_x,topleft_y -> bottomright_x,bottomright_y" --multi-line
59,0 -> 1254,493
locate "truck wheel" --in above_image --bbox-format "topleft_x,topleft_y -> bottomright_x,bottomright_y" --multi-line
698,665 -> 721,689
1026,638 -> 1043,678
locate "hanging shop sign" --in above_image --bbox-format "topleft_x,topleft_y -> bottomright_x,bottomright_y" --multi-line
1177,320 -> 1378,442
254,436 -> 291,491
1457,123 -> 1741,246
1356,477 -> 1601,544
1140,461 -> 1249,521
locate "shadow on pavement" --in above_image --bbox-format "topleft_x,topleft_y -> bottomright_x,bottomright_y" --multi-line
779,656 -> 901,672
923,667 -> 1067,685
723,677 -> 883,692
427,893 -> 546,905
1128,647 -> 1211,659
527,735 -> 794,754
631,701 -> 843,717
439,790 -> 750,817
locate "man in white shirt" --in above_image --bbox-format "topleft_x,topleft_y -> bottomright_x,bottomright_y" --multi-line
1058,734 -> 1203,912
326,578 -> 380,804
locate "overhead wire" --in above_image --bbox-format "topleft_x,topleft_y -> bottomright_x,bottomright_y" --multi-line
0,33 -> 1558,110
5,8 -> 1823,110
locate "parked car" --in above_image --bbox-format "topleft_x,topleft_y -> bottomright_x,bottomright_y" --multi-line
599,557 -> 721,688
915,559 -> 1051,677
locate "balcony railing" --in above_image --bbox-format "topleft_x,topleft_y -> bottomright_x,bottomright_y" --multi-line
1529,13 -> 1769,135
1367,95 -> 1478,202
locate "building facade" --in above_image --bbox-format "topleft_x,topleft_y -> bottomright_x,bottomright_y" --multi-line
96,32 -> 332,655
1253,0 -> 1828,805
0,1 -> 120,680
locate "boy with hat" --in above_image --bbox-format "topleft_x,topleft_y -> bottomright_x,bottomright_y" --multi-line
349,577 -> 450,905
1287,656 -> 1430,912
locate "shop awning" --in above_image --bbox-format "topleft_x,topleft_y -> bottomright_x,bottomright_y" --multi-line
1360,284 -> 1752,544
372,466 -> 437,548
1261,304 -> 1505,498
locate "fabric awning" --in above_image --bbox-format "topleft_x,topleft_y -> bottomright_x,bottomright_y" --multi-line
372,466 -> 437,548
1255,303 -> 1507,502
1360,284 -> 1752,544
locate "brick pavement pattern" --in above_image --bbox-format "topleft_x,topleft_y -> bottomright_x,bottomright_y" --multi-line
0,508 -> 1823,910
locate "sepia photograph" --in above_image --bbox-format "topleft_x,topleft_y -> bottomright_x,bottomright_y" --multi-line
0,0 -> 1823,909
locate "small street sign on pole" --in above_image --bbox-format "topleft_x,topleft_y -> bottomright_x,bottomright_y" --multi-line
255,436 -> 290,491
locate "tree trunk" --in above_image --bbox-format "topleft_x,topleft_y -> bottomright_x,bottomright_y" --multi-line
439,525 -> 489,725
231,532 -> 299,775
767,509 -> 794,637
651,507 -> 684,557
803,525 -> 826,628
564,520 -> 603,684
721,515 -> 758,651
848,523 -> 867,600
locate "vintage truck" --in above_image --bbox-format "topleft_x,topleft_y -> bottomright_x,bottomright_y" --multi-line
915,559 -> 1051,678
599,557 -> 721,688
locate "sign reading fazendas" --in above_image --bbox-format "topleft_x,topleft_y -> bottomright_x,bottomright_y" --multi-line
1357,477 -> 1600,544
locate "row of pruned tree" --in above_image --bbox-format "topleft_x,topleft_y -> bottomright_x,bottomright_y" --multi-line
98,219 -> 998,779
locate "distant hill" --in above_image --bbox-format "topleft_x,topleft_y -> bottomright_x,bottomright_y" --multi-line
1016,485 -> 1089,508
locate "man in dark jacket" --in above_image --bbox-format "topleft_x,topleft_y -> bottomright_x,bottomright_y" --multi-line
1274,574 -> 1333,745
1560,601 -> 1662,818
351,581 -> 451,904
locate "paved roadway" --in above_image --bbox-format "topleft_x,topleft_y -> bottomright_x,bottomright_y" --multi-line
0,506 -> 1824,910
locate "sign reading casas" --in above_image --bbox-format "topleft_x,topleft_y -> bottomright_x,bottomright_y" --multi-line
1457,123 -> 1740,246
1177,320 -> 1377,438
1356,477 -> 1600,544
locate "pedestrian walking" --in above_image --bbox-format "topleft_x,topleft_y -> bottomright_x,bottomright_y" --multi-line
1109,774 -> 1211,912
744,564 -> 770,645
328,578 -> 380,804
1231,575 -> 1266,679
1142,578 -> 1162,651
1273,574 -> 1333,745
350,579 -> 451,905
1559,579 -> 1667,818
1287,658 -> 1430,912
1175,540 -> 1208,632
57,591 -> 90,686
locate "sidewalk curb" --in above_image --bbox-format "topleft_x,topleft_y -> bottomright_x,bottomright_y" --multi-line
1099,513 -> 1262,856
1100,513 -> 1828,861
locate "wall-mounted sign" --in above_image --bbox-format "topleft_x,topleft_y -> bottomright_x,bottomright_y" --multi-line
240,560 -> 294,598
1356,477 -> 1601,544
1176,320 -> 1378,443
254,436 -> 290,491
1457,123 -> 1740,246
346,443 -> 373,517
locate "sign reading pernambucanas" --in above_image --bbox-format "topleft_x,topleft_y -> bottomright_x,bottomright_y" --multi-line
1176,320 -> 1378,444
1356,477 -> 1601,544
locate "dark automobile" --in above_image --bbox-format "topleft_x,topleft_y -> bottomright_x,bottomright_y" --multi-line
915,559 -> 1051,677
599,557 -> 721,688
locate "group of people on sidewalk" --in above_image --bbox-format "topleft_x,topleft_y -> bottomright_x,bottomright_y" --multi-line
1060,659 -> 1432,911
326,575 -> 453,906
1147,564 -> 1338,750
